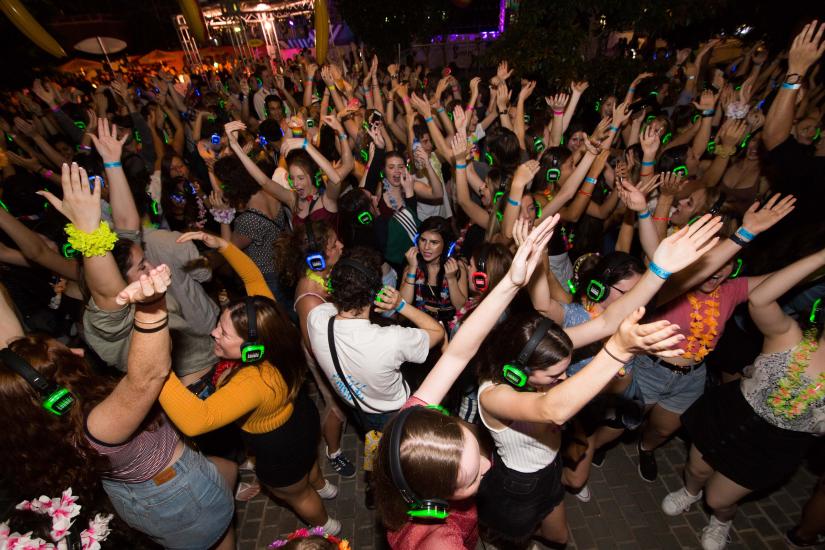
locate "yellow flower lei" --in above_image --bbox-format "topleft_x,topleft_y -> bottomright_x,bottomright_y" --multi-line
681,287 -> 721,361
64,221 -> 118,258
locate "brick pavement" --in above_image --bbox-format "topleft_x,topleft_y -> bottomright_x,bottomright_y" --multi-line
235,413 -> 821,550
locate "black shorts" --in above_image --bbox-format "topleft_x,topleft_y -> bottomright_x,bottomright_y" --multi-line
243,388 -> 320,488
476,452 -> 565,543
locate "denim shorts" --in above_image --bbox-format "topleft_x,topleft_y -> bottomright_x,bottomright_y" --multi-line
102,445 -> 233,550
632,354 -> 706,414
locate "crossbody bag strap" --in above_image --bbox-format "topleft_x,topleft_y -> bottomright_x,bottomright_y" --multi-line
327,316 -> 366,414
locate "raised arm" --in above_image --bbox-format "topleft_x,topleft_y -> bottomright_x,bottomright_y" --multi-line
450,131 -> 490,227
373,285 -> 445,349
86,266 -> 172,445
763,21 -> 825,150
225,121 -> 298,210
90,119 -> 141,231
413,214 -> 559,405
39,163 -> 127,311
566,215 -> 723,348
748,248 -> 825,348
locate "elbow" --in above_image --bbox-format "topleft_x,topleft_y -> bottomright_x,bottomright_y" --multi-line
540,399 -> 572,426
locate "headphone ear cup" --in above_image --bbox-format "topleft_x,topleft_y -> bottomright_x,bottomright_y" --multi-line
585,280 -> 608,303
502,363 -> 530,388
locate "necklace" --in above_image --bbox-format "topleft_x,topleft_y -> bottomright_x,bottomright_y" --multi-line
305,268 -> 327,287
681,287 -> 721,361
768,333 -> 825,419
383,179 -> 402,211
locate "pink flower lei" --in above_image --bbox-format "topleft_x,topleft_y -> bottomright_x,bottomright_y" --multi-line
269,526 -> 350,550
1,488 -> 112,550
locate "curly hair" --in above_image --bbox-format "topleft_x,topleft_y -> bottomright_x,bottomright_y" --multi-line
0,334 -> 115,506
273,220 -> 335,288
477,311 -> 573,384
328,246 -> 383,312
214,155 -> 261,209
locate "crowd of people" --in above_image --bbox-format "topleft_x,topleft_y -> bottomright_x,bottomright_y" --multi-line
0,17 -> 824,550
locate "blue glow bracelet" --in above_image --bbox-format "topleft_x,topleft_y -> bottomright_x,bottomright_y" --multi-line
507,197 -> 520,207
736,227 -> 755,241
649,262 -> 672,280
638,210 -> 651,220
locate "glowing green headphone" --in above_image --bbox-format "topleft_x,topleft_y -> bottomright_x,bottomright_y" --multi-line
502,318 -> 556,388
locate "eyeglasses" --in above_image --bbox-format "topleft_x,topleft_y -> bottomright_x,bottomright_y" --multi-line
610,285 -> 627,295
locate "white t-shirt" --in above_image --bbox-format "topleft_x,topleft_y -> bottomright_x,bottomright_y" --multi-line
307,303 -> 430,413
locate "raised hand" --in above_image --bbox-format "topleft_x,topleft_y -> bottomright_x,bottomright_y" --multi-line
13,117 -> 37,137
611,307 -> 684,358
571,80 -> 590,94
449,131 -> 468,164
692,89 -> 719,111
32,79 -> 57,107
280,137 -> 308,158
469,76 -> 481,97
224,120 -> 246,146
497,60 -> 513,82
592,116 -> 613,141
651,214 -> 722,274
513,159 -> 540,187
618,177 -> 659,212
631,72 -> 655,87
409,93 -> 433,117
444,258 -> 460,280
741,194 -> 796,234
404,246 -> 418,268
545,93 -> 570,113
496,82 -> 511,113
518,80 -> 536,102
374,285 -> 402,313
676,48 -> 692,66
640,124 -> 661,157
788,20 -> 825,75
176,230 -> 229,251
321,114 -> 344,134
38,163 -> 102,232
400,168 -> 415,195
659,172 -> 684,196
611,101 -> 632,127
718,118 -> 748,148
507,213 -> 560,287
6,151 -> 41,173
453,104 -> 467,131
90,119 -> 128,164
115,265 -> 172,306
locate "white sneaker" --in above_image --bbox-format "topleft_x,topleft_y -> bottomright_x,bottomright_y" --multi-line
701,516 -> 732,550
574,484 -> 592,503
316,479 -> 338,499
321,517 -> 342,536
661,487 -> 703,516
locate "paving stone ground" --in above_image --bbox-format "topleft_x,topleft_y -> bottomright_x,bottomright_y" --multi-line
235,390 -> 822,550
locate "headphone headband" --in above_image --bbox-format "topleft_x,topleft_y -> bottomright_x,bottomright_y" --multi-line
516,317 -> 556,366
0,348 -> 75,416
305,222 -> 327,271
335,258 -> 381,290
240,297 -> 266,363
388,407 -> 450,520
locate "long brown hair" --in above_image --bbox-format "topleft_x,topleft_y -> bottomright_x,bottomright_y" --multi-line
0,334 -> 113,504
374,408 -> 464,530
225,296 -> 306,402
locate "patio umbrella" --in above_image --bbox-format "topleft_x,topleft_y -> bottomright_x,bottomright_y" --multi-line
58,58 -> 104,74
74,36 -> 127,64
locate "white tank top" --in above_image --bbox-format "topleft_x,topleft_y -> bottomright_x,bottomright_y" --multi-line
477,381 -> 560,473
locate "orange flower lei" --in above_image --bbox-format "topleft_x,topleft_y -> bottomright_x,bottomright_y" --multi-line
682,287 -> 721,361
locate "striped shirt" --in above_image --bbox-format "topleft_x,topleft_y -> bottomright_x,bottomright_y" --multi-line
85,413 -> 180,482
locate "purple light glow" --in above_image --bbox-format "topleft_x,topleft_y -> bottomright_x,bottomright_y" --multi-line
498,0 -> 506,33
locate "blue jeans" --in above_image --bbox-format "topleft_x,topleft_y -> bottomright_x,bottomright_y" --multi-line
102,445 -> 233,550
632,355 -> 706,414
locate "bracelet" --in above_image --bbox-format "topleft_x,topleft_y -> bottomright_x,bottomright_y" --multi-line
603,344 -> 632,365
209,207 -> 236,225
628,86 -> 636,93
648,261 -> 672,280
729,233 -> 750,248
103,161 -> 122,169
389,73 -> 399,79
424,116 -> 433,123
506,197 -> 520,207
702,109 -> 715,117
584,176 -> 597,185
402,97 -> 410,104
465,106 -> 474,112
65,221 -> 118,258
608,125 -> 619,132
455,163 -> 467,170
578,190 -> 592,197
50,105 -> 61,112
735,226 -> 756,241
394,299 -> 407,313
499,111 -> 508,116
641,160 -> 655,166
338,133 -> 348,141
301,138 -> 308,150
652,216 -> 670,222
133,318 -> 169,333
41,169 -> 54,178
781,82 -> 802,90
436,107 -> 445,113
327,85 -> 336,91
553,110 -> 564,116
362,86 -> 370,92
405,272 -> 416,280
638,210 -> 651,219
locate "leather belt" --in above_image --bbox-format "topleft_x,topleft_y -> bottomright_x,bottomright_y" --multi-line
648,355 -> 703,375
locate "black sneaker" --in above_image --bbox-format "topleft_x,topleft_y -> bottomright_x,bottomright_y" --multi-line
327,453 -> 356,478
591,447 -> 606,469
785,527 -> 825,548
637,442 -> 658,482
